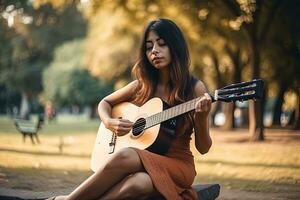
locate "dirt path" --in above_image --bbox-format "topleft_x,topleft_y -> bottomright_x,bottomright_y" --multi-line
1,185 -> 299,200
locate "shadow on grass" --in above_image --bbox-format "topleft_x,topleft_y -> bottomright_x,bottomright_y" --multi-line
0,166 -> 92,192
198,159 -> 300,170
195,174 -> 300,199
0,147 -> 90,158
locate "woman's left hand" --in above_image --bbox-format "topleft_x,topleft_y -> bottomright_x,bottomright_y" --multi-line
194,93 -> 212,117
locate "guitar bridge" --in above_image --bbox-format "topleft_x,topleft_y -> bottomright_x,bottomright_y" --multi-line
109,132 -> 117,154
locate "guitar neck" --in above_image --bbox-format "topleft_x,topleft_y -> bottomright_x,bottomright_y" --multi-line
143,79 -> 263,129
145,95 -> 213,129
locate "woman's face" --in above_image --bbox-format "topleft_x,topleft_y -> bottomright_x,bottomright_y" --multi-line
145,31 -> 171,69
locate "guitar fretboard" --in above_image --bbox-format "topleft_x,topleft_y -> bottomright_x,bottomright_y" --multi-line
144,97 -> 201,129
141,79 -> 262,129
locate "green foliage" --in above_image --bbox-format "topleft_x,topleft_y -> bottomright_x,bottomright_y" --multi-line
263,1 -> 300,92
43,39 -> 113,107
84,8 -> 139,81
0,1 -> 87,96
83,0 -> 255,89
45,68 -> 112,107
84,1 -> 207,81
1,0 -> 299,126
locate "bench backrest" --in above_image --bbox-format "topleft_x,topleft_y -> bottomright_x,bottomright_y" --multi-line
13,117 -> 44,134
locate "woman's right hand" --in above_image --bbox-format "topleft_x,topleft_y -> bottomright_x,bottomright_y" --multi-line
103,117 -> 134,136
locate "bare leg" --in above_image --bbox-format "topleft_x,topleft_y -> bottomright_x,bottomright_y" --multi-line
100,172 -> 154,200
65,148 -> 144,200
53,173 -> 156,200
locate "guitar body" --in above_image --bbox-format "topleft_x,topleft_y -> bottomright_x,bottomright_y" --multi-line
91,97 -> 175,172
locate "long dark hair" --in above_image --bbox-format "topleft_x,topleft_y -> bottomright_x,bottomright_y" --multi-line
132,18 -> 196,106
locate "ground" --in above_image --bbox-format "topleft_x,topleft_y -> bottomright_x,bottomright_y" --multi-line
0,117 -> 299,199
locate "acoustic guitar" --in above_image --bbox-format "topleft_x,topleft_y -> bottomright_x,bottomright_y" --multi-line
91,79 -> 264,171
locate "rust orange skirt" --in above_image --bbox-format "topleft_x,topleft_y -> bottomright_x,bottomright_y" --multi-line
133,148 -> 197,200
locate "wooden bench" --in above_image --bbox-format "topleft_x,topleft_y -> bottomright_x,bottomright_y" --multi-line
13,115 -> 44,144
193,184 -> 220,200
148,183 -> 220,200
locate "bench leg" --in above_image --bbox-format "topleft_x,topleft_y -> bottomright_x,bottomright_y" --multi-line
35,134 -> 41,144
30,135 -> 35,145
22,134 -> 26,143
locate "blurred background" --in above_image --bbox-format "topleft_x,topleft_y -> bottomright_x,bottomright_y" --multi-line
0,0 -> 299,199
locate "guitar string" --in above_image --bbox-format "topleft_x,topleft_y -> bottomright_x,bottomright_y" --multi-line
126,93 -> 239,130
131,111 -> 186,133
127,90 -> 219,129
130,96 -> 250,133
124,87 -> 255,133
129,100 -> 199,132
131,113 -> 175,133
131,105 -> 197,133
131,107 -> 191,129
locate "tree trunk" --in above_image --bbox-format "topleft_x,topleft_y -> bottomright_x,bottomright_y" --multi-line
208,46 -> 223,127
272,81 -> 288,127
211,101 -> 221,127
222,102 -> 235,130
223,45 -> 242,129
249,86 -> 266,141
208,46 -> 223,88
89,103 -> 99,119
241,107 -> 249,127
292,88 -> 300,130
249,99 -> 264,141
249,39 -> 265,141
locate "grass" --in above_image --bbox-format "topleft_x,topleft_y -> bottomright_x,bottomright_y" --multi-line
0,116 -> 300,198
193,137 -> 300,192
0,116 -> 99,170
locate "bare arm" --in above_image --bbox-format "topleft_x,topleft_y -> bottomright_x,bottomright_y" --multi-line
98,80 -> 138,136
193,80 -> 212,154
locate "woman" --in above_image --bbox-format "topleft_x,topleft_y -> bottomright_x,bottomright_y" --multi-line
50,18 -> 212,200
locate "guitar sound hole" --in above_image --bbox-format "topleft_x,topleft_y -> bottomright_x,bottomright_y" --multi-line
132,118 -> 146,137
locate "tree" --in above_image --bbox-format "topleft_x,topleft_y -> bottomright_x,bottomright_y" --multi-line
77,0 -> 299,131
43,39 -> 113,117
0,1 -> 87,118
266,1 -> 300,129
218,0 -> 286,140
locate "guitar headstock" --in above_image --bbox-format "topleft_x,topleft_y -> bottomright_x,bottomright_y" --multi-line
210,79 -> 264,103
